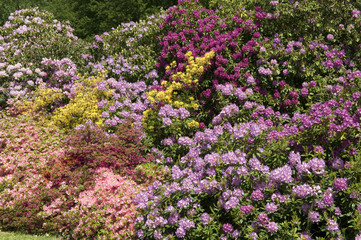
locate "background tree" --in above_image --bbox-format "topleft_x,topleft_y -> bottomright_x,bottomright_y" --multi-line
0,0 -> 179,41
0,0 -> 47,24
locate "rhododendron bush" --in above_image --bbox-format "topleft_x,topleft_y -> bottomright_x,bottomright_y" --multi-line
134,0 -> 361,239
0,0 -> 361,239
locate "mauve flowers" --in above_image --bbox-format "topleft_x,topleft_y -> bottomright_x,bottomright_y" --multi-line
250,232 -> 258,239
327,34 -> 334,41
269,164 -> 293,183
257,213 -> 269,226
308,211 -> 320,223
177,137 -> 193,146
357,204 -> 361,213
292,184 -> 312,198
322,189 -> 334,207
325,218 -> 340,233
251,189 -> 264,201
222,223 -> 233,234
168,212 -> 180,225
175,227 -> 186,238
299,232 -> 312,240
101,111 -> 109,118
333,178 -> 348,191
200,212 -> 211,225
288,151 -> 301,166
308,158 -> 326,174
163,117 -> 172,126
240,204 -> 254,215
224,196 -> 239,211
301,88 -> 308,97
137,230 -> 145,239
267,222 -> 278,232
179,218 -> 195,230
265,202 -> 278,213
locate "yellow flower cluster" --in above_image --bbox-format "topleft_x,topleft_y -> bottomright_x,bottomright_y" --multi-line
147,51 -> 214,108
49,72 -> 113,130
20,86 -> 65,115
187,119 -> 199,128
143,51 -> 214,135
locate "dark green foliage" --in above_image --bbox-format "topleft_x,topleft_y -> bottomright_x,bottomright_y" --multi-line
0,0 -> 46,25
0,0 -> 179,41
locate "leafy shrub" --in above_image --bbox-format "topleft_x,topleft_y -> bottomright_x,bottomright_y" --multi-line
0,109 -> 155,239
48,72 -> 113,130
134,1 -> 361,239
95,11 -> 166,84
62,120 -> 151,178
139,0 -> 265,152
0,8 -> 88,109
0,112 -> 67,235
135,94 -> 361,240
143,50 -> 215,146
58,168 -> 144,240
133,162 -> 170,186
18,86 -> 66,115
0,8 -> 87,68
1,0 -> 361,239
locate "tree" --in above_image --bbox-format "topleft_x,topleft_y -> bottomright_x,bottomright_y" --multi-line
0,0 -> 48,25
0,0 -> 182,41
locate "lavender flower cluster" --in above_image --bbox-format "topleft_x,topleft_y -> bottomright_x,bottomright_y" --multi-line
133,0 -> 361,239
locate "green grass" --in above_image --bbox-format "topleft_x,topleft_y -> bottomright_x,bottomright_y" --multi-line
0,231 -> 59,240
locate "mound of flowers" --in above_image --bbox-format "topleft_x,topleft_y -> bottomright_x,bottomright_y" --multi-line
0,0 -> 361,239
133,0 -> 361,239
0,8 -> 89,109
0,112 -> 157,239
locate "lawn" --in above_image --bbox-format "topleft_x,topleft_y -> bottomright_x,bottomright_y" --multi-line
0,231 -> 59,240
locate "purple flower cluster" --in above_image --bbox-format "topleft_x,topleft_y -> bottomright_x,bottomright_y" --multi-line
333,178 -> 348,191
267,222 -> 278,232
240,204 -> 255,215
269,164 -> 293,183
222,223 -> 233,234
292,184 -> 312,198
308,211 -> 321,223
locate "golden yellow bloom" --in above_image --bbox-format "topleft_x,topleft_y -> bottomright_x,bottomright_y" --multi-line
192,103 -> 199,110
143,50 -> 215,135
170,60 -> 177,68
187,120 -> 199,128
49,72 -> 113,129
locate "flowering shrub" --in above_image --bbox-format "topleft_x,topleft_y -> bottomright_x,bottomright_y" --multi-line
48,72 -> 113,130
0,8 -> 85,66
133,0 -> 361,239
18,86 -> 66,116
135,96 -> 361,239
143,50 -> 215,146
86,11 -> 166,85
0,112 -> 67,234
0,110 -> 155,239
62,120 -> 151,177
50,168 -> 144,240
0,8 -> 87,109
1,0 -> 361,239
